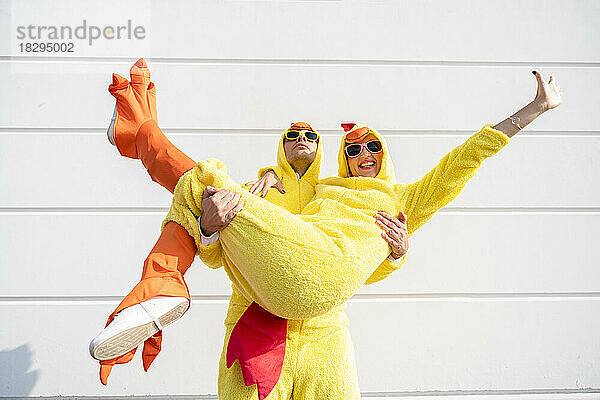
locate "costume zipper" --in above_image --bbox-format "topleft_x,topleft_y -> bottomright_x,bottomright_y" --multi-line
298,178 -> 302,212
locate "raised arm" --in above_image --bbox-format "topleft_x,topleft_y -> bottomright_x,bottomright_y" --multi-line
398,71 -> 562,235
493,71 -> 562,137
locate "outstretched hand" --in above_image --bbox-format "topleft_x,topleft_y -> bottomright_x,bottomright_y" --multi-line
533,70 -> 562,111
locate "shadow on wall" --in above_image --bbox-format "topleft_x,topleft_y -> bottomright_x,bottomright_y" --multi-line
0,344 -> 39,397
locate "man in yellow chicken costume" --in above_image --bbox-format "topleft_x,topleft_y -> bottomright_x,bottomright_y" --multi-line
92,59 -> 563,399
202,123 -> 408,399
154,117 -> 512,400
91,59 -> 408,399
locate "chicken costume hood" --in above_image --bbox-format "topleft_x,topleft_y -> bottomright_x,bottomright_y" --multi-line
259,122 -> 323,213
337,122 -> 395,182
335,122 -> 405,283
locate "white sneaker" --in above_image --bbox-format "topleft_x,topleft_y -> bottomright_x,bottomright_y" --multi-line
107,105 -> 117,146
89,296 -> 189,361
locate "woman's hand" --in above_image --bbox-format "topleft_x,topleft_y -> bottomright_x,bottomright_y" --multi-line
493,71 -> 563,138
246,169 -> 285,197
533,70 -> 563,111
375,211 -> 409,259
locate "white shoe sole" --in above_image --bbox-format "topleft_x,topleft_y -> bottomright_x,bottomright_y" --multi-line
90,301 -> 188,361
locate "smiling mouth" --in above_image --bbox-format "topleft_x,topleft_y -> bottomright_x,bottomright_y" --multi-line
359,160 -> 376,169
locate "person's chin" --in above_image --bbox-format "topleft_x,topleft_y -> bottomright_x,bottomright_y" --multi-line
294,147 -> 312,155
294,149 -> 314,158
291,152 -> 314,164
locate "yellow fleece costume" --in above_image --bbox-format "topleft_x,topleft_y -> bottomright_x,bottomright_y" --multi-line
203,124 -> 400,398
164,123 -> 510,321
103,60 -> 514,398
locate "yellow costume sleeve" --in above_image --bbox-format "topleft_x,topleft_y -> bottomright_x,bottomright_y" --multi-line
364,255 -> 407,285
196,240 -> 224,270
398,124 -> 510,235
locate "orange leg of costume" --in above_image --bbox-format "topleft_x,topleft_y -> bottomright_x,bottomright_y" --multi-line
133,121 -> 196,194
99,116 -> 198,384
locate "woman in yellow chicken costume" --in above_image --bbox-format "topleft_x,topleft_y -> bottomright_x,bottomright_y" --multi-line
166,74 -> 562,400
98,59 -> 563,399
166,124 -> 509,320
163,120 -> 507,400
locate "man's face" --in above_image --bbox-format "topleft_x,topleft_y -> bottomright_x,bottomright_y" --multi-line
345,133 -> 384,178
283,130 -> 318,168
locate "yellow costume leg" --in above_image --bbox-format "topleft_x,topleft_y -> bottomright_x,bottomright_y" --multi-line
291,309 -> 360,400
165,154 -> 392,319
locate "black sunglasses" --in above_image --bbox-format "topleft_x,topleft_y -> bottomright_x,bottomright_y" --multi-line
344,140 -> 383,158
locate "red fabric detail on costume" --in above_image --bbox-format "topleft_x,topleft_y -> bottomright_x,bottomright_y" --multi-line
226,302 -> 287,400
341,122 -> 357,132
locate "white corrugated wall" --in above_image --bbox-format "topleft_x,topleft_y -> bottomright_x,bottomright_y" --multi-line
0,0 -> 599,398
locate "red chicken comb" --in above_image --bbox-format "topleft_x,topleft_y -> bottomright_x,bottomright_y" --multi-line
341,122 -> 357,132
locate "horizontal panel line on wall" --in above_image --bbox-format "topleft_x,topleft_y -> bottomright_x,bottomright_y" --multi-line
0,397 -> 216,400
1,127 -> 600,137
2,207 -> 600,215
0,295 -> 229,304
3,292 -> 600,304
2,389 -> 600,400
2,55 -> 600,68
362,388 -> 600,397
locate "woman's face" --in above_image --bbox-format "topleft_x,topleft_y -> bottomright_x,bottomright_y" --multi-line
345,133 -> 383,178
